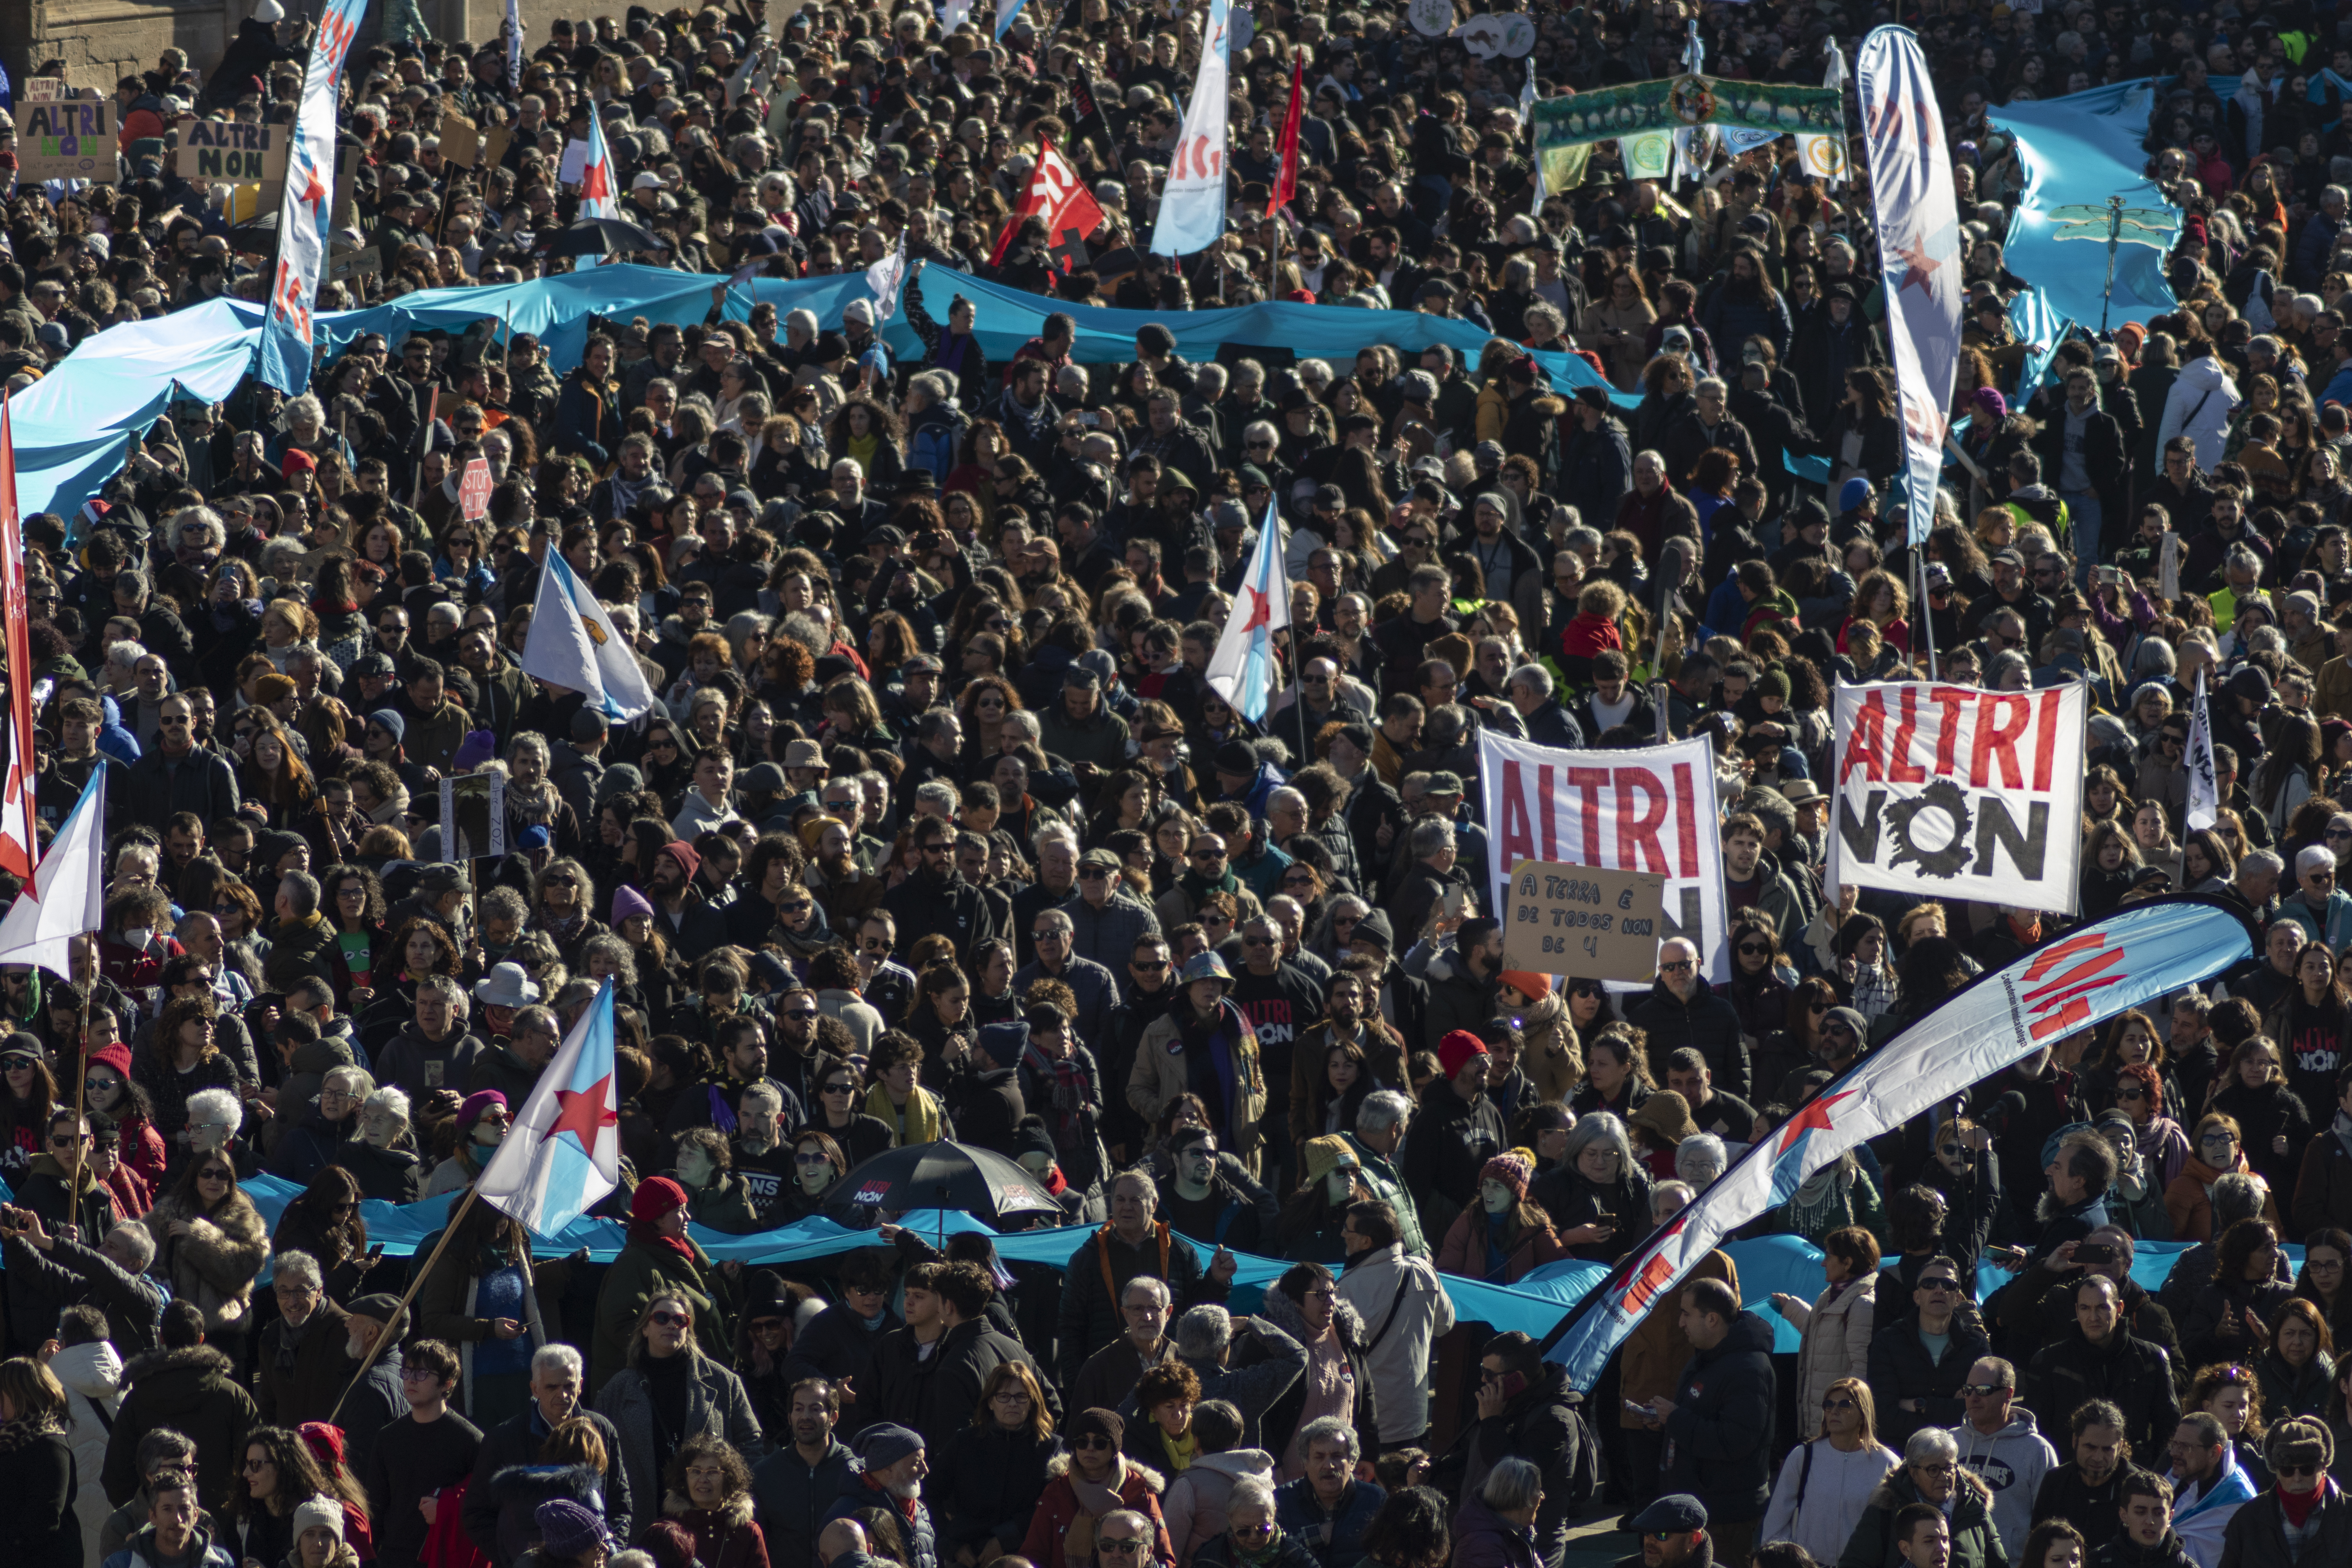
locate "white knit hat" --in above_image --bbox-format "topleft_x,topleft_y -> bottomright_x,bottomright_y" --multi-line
293,1497 -> 345,1544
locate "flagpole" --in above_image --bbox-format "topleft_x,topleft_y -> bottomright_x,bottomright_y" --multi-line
325,1181 -> 483,1425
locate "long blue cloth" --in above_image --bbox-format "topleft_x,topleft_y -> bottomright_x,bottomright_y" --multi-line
228,1172 -> 2237,1353
1990,81 -> 2182,330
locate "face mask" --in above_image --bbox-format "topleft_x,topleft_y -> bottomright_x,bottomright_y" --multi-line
123,928 -> 155,951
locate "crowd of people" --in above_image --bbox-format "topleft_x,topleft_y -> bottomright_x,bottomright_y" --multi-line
5,4 -> 2352,1568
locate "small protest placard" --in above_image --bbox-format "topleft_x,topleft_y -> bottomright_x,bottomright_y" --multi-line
172,117 -> 287,183
436,112 -> 480,169
18,100 -> 116,183
560,137 -> 591,185
458,457 -> 492,521
23,80 -> 64,103
1502,860 -> 1668,984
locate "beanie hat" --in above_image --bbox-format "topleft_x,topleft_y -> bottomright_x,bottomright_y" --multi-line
90,1042 -> 135,1082
1070,1408 -> 1125,1446
1480,1151 -> 1535,1199
452,730 -> 499,771
297,1423 -> 348,1470
1495,971 -> 1553,1001
293,1498 -> 345,1544
1755,667 -> 1791,701
854,1422 -> 926,1468
1011,1115 -> 1058,1165
1301,1135 -> 1358,1186
1437,1029 -> 1490,1080
658,839 -> 702,878
535,1500 -> 613,1558
1838,477 -> 1872,512
630,1176 -> 688,1223
457,1090 -> 507,1130
367,709 -> 406,743
612,884 -> 655,923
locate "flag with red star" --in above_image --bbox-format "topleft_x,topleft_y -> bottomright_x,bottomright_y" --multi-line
575,100 -> 619,268
477,977 -> 623,1236
1540,899 -> 2254,1390
1203,495 -> 1289,723
254,0 -> 367,396
1857,26 -> 1963,545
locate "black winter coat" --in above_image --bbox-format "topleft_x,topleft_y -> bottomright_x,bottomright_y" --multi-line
2030,1462 -> 2137,1553
782,1302 -> 904,1438
936,1422 -> 1063,1557
1626,981 -> 1752,1100
0,1423 -> 77,1568
1442,1361 -> 1588,1568
1054,1223 -> 1229,1385
1661,1310 -> 1776,1524
2022,1325 -> 2182,1457
1866,1310 -> 1994,1450
873,1317 -> 1060,1459
2218,1483 -> 2352,1567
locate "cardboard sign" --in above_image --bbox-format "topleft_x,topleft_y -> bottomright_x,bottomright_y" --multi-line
480,124 -> 515,173
2159,531 -> 2182,602
1826,680 -> 2089,913
1502,860 -> 1669,983
458,456 -> 492,520
23,80 -> 64,103
333,143 -> 363,227
328,245 -> 381,280
172,117 -> 287,183
560,136 -> 591,185
18,100 -> 116,183
436,112 -> 479,169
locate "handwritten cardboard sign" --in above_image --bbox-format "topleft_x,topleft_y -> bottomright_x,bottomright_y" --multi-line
1501,860 -> 1669,984
172,117 -> 287,183
18,100 -> 116,183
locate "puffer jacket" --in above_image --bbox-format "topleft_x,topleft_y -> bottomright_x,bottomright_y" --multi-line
140,1187 -> 267,1334
1784,1275 -> 1877,1441
1626,978 -> 1752,1099
53,1339 -> 122,1568
1018,1453 -> 1172,1568
1661,1309 -> 1777,1525
1163,1448 -> 1276,1565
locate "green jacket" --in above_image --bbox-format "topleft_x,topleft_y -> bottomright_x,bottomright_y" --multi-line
1341,1132 -> 1429,1257
588,1234 -> 735,1393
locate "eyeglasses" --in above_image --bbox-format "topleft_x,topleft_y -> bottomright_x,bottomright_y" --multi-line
1098,1540 -> 1145,1555
2201,1131 -> 2239,1145
243,1458 -> 274,1472
1080,867 -> 1111,880
1133,960 -> 1169,972
1189,849 -> 1226,862
822,1082 -> 857,1095
1660,959 -> 1694,974
1913,1463 -> 1957,1476
1034,928 -> 1069,942
2278,1462 -> 2321,1478
783,1007 -> 819,1021
197,1167 -> 233,1181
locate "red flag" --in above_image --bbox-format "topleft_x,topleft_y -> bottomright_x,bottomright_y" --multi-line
0,398 -> 36,880
1269,49 -> 1304,217
988,136 -> 1109,270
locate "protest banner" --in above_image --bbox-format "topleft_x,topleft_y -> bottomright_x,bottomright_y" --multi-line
23,80 -> 64,103
172,118 -> 287,183
1502,861 -> 1668,984
436,112 -> 480,169
18,100 -> 116,183
1477,730 -> 1728,983
1826,679 -> 2088,911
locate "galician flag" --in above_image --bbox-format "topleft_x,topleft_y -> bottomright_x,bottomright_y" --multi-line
254,0 -> 368,394
576,99 -> 619,267
520,548 -> 659,721
0,768 -> 105,978
477,978 -> 622,1235
1151,0 -> 1233,256
1204,497 -> 1289,724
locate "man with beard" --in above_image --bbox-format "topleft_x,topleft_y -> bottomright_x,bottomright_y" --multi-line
644,840 -> 728,953
461,1345 -> 633,1557
1227,915 -> 1327,1181
1293,967 -> 1407,1105
881,817 -> 999,952
820,1425 -> 938,1564
666,1013 -> 802,1141
332,1294 -> 412,1483
1158,1125 -> 1264,1255
749,1377 -> 859,1568
730,1083 -> 796,1222
2029,1400 -> 2139,1554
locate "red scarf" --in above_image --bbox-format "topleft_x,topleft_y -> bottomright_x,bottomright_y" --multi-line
863,1470 -> 918,1526
2279,1480 -> 2330,1527
629,1178 -> 699,1265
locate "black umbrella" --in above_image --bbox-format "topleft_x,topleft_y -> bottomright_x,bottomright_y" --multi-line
826,1139 -> 1063,1238
537,215 -> 665,258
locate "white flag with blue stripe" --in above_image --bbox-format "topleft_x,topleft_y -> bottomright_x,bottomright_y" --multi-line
520,549 -> 659,721
1150,0 -> 1233,256
1205,497 -> 1289,724
476,978 -> 622,1236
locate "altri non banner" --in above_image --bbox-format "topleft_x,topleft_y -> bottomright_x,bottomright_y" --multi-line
1475,730 -> 1727,984
1826,679 -> 2087,911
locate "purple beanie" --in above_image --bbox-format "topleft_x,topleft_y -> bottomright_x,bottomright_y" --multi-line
612,884 -> 655,924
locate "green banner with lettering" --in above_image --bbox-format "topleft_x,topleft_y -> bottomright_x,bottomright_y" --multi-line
1533,74 -> 1845,189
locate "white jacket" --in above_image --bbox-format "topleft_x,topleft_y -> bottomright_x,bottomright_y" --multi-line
1781,1275 -> 1876,1441
1335,1242 -> 1454,1443
2158,356 -> 2241,470
1757,1439 -> 1899,1564
1163,1448 -> 1276,1565
53,1339 -> 123,1568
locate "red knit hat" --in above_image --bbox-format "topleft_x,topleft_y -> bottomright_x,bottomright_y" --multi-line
1437,1029 -> 1489,1080
631,1176 -> 688,1223
1495,971 -> 1553,1002
89,1042 -> 135,1082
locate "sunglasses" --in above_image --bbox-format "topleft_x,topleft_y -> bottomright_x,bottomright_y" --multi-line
1736,944 -> 1770,957
1958,1383 -> 2010,1397
1822,1396 -> 1857,1411
1073,1436 -> 1115,1451
1919,1279 -> 1960,1293
648,1310 -> 691,1328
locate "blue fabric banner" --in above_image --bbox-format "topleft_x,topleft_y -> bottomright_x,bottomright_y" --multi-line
1991,82 -> 2182,331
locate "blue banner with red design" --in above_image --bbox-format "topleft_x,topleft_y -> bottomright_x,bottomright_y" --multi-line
1541,897 -> 2256,1386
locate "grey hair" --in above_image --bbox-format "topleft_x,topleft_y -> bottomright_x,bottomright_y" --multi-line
105,1222 -> 156,1271
1100,1511 -> 1152,1542
363,1087 -> 411,1125
481,886 -> 530,924
274,1249 -> 323,1290
1906,1427 -> 1961,1465
186,1087 -> 244,1136
1674,1134 -> 1727,1184
915,780 -> 962,814
1267,786 -> 1307,818
1358,1089 -> 1413,1136
1173,1304 -> 1234,1360
508,731 -> 551,764
2241,849 -> 2286,880
1227,1475 -> 1279,1518
1481,1457 -> 1544,1514
1297,1414 -> 1360,1462
323,1065 -> 375,1098
532,1343 -> 585,1381
1112,1167 -> 1160,1208
2212,1172 -> 2267,1229
1409,817 -> 1456,858
1562,1111 -> 1635,1181
1123,1276 -> 1173,1311
1508,663 -> 1554,700
910,371 -> 956,404
740,1082 -> 785,1117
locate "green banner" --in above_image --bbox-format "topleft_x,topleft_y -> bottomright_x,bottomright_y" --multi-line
1533,73 -> 1844,154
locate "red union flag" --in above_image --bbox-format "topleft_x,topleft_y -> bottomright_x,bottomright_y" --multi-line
990,136 -> 1107,269
1475,730 -> 1728,985
1544,898 -> 2256,1391
1826,679 -> 2087,912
